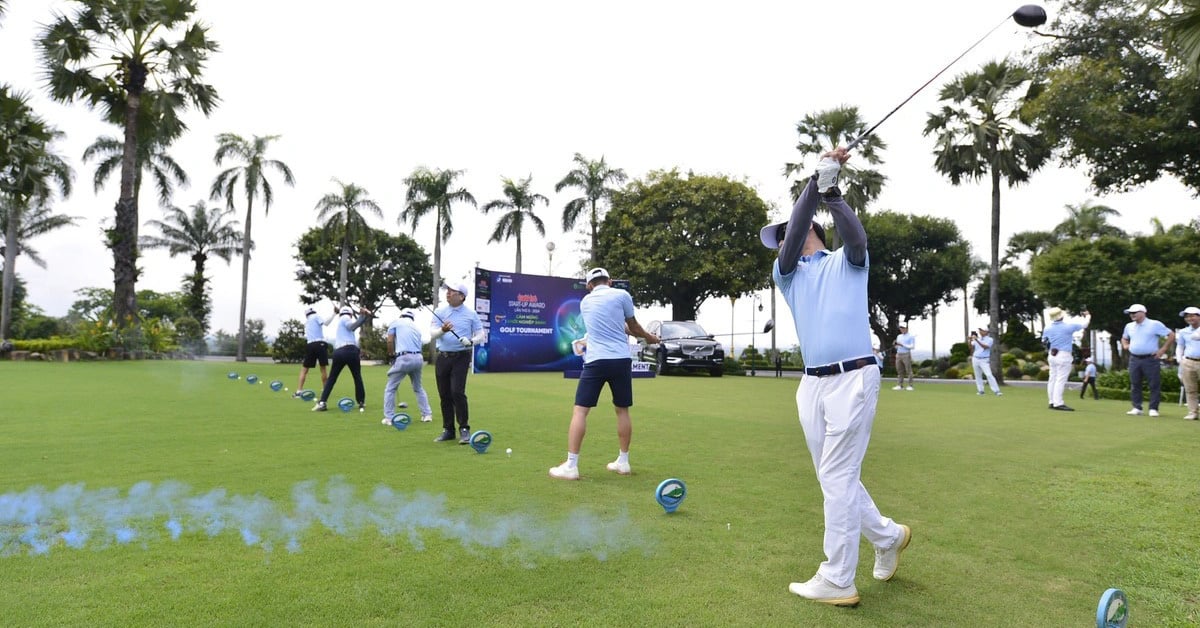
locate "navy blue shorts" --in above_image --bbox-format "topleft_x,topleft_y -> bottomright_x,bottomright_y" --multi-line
574,358 -> 634,408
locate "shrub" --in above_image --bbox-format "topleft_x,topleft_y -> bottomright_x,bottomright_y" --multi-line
1001,353 -> 1017,369
1006,365 -> 1023,380
1097,368 -> 1181,395
1036,370 -> 1050,381
1008,347 -> 1027,360
722,357 -> 745,376
943,367 -> 961,380
1022,362 -> 1042,377
272,319 -> 308,363
11,337 -> 80,352
916,367 -> 934,378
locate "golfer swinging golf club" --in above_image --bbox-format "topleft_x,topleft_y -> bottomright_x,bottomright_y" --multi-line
761,147 -> 909,607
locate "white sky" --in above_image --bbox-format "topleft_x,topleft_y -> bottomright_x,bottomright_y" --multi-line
2,0 -> 1196,357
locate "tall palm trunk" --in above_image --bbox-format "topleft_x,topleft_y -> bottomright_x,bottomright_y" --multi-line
236,200 -> 254,362
1,208 -> 19,340
988,162 -> 1003,383
432,211 -> 443,305
588,199 -> 598,265
514,233 -> 523,274
113,65 -> 146,331
338,226 -> 350,304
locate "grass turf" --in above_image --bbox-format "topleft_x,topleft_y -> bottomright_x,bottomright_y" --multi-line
1,360 -> 1197,626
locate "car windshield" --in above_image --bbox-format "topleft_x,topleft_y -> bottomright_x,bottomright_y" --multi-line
662,322 -> 709,339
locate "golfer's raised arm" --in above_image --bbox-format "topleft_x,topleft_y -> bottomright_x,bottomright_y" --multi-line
825,194 -> 867,267
777,176 -> 821,272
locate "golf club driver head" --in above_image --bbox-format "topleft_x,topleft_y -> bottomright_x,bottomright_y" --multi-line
762,319 -> 775,334
1012,4 -> 1047,28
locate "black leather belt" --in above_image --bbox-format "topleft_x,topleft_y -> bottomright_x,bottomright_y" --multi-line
438,351 -> 468,358
398,351 -> 420,355
804,356 -> 878,377
1186,356 -> 1200,361
1130,353 -> 1153,359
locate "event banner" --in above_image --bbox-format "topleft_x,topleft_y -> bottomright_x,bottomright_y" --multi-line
472,268 -> 585,373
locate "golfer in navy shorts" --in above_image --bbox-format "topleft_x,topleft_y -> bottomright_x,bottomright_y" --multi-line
549,267 -> 659,481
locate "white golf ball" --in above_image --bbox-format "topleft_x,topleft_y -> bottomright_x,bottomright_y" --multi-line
285,388 -> 289,391
506,448 -> 512,455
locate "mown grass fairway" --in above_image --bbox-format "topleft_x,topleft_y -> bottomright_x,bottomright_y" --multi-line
1,361 -> 1197,626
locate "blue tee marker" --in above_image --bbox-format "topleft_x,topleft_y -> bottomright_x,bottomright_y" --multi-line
469,431 -> 492,454
655,478 -> 687,514
392,413 -> 411,431
1096,589 -> 1128,628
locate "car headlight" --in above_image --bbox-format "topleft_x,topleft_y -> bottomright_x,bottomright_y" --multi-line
663,342 -> 680,351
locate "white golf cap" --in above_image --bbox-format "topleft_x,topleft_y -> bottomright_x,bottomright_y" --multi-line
1046,306 -> 1064,321
1085,357 -> 1094,362
760,221 -> 787,249
1180,306 -> 1200,316
586,267 -> 610,282
1124,303 -> 1147,314
400,308 -> 416,319
304,306 -> 316,316
339,305 -> 354,316
444,279 -> 470,295
978,326 -> 989,333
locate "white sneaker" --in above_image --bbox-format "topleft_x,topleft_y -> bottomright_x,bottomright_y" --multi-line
311,402 -> 327,412
381,418 -> 392,425
548,462 -> 579,481
1185,413 -> 1198,420
606,460 -> 632,475
1126,408 -> 1142,416
814,157 -> 841,193
873,524 -> 911,581
420,415 -> 433,423
892,385 -> 903,391
1148,409 -> 1159,417
905,386 -> 914,391
995,391 -> 1003,396
788,574 -> 859,607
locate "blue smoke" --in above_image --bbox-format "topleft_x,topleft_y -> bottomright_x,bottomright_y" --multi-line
0,478 -> 647,561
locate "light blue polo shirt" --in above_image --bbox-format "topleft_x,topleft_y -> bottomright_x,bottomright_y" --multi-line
1122,318 -> 1171,355
1176,325 -> 1200,359
774,248 -> 873,367
304,312 -> 326,343
895,332 -> 915,354
1042,319 -> 1085,352
972,334 -> 993,359
579,284 -> 636,363
432,303 -> 483,353
1085,363 -> 1097,378
387,317 -> 424,354
333,314 -> 363,349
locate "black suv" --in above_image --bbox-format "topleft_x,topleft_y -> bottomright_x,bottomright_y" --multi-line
640,320 -> 725,377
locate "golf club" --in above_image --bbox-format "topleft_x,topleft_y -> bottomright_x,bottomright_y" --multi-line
387,292 -> 463,340
846,4 -> 1047,150
655,319 -> 775,343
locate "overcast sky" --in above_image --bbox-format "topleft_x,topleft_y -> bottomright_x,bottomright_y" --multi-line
2,0 -> 1195,357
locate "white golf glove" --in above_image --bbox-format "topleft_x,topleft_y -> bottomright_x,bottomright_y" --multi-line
459,336 -> 473,347
815,157 -> 841,193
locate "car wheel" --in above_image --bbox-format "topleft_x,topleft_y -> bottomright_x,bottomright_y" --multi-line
656,350 -> 669,375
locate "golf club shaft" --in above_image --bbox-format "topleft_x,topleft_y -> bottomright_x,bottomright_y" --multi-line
847,12 -> 1014,150
388,294 -> 463,339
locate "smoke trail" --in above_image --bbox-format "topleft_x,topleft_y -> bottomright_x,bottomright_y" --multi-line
0,477 -> 647,561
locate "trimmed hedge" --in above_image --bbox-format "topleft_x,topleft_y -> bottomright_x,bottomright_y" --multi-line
11,337 -> 81,352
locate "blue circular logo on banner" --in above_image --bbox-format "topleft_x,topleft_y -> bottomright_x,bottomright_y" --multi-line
392,413 -> 411,430
337,397 -> 355,413
298,389 -> 316,401
655,478 -> 687,514
269,380 -> 283,392
1097,588 -> 1128,628
469,430 -> 492,454
227,372 -> 239,380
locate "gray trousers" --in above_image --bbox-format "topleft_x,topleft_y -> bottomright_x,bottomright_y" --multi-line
384,353 -> 432,419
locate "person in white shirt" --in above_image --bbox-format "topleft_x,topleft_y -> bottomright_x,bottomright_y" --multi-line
892,324 -> 916,391
1173,306 -> 1200,420
295,305 -> 335,397
382,308 -> 433,425
312,305 -> 370,413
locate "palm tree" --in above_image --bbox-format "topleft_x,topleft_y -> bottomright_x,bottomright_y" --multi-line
210,133 -> 294,361
83,133 -> 187,207
1164,0 -> 1200,70
481,176 -> 548,274
400,167 -> 476,304
1052,200 -> 1125,240
924,60 -> 1051,381
0,85 -> 73,340
39,2 -> 218,330
139,201 -> 243,332
1004,229 -> 1059,267
555,154 -> 626,266
314,178 -> 382,303
783,105 -> 887,211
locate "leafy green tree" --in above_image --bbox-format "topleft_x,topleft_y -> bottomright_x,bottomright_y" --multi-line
925,60 -> 1051,381
555,153 -> 627,267
783,106 -> 887,211
82,133 -> 187,207
1052,200 -> 1126,240
0,85 -> 73,341
272,319 -> 307,363
971,267 -> 1043,327
400,167 -> 475,304
1161,0 -> 1200,70
482,175 -> 547,274
140,201 -> 243,333
1029,0 -> 1200,194
314,178 -> 382,304
857,211 -> 972,352
1004,229 -> 1058,267
39,0 -> 220,328
597,170 -> 775,320
295,226 -> 432,314
210,133 -> 294,362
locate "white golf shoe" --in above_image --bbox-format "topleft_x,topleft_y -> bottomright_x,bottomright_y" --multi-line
1126,408 -> 1143,416
788,574 -> 859,607
381,417 -> 392,425
548,462 -> 579,481
420,415 -> 433,423
873,524 -> 912,581
892,385 -> 903,391
1148,409 -> 1160,417
606,459 -> 632,475
1184,413 -> 1198,420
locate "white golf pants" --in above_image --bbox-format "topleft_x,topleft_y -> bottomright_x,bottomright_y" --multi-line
1046,351 -> 1074,407
796,365 -> 902,588
973,357 -> 1000,394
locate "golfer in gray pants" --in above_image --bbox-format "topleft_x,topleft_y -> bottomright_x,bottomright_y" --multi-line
383,309 -> 432,424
